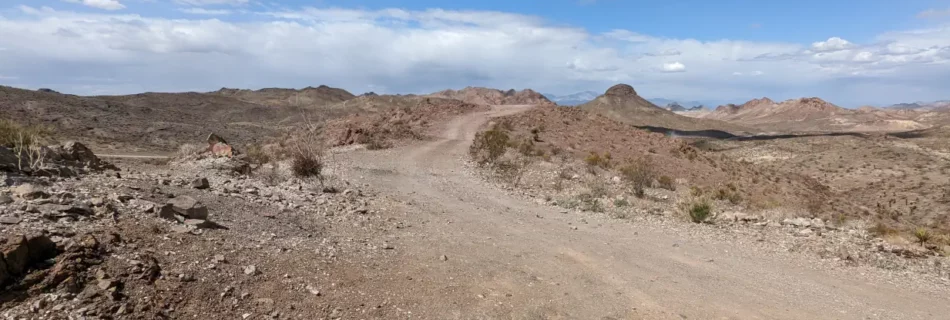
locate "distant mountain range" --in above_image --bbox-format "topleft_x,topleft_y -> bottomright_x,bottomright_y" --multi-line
543,91 -> 715,109
886,100 -> 950,111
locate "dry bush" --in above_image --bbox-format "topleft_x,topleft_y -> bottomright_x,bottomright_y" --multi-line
584,152 -> 612,170
1,119 -> 49,171
657,175 -> 676,191
177,143 -> 204,158
494,154 -> 532,186
619,157 -> 656,198
245,143 -> 271,165
713,183 -> 742,205
288,115 -> 326,184
470,124 -> 510,166
587,180 -> 609,198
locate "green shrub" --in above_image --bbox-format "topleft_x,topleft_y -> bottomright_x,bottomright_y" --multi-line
914,227 -> 932,246
687,200 -> 712,223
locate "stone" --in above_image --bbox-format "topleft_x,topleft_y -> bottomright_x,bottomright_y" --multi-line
166,196 -> 209,220
109,193 -> 133,203
156,204 -> 181,222
782,217 -> 811,228
184,219 -> 214,229
796,229 -> 814,237
170,225 -> 194,234
40,204 -> 93,216
89,197 -> 105,207
26,233 -> 57,263
98,279 -> 115,290
191,178 -> 210,190
13,184 -> 49,200
810,218 -> 826,229
0,194 -> 13,205
610,176 -> 621,184
0,216 -> 21,225
439,255 -> 448,261
213,254 -> 227,263
1,235 -> 31,275
306,285 -> 321,296
243,265 -> 258,275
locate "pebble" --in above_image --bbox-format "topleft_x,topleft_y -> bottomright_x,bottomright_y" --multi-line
243,265 -> 258,275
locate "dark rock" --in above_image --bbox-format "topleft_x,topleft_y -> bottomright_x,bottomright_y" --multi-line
604,84 -> 637,97
156,204 -> 181,222
0,194 -> 13,205
26,233 -> 57,263
1,235 -> 31,275
191,178 -> 210,190
183,219 -> 214,229
166,196 -> 209,220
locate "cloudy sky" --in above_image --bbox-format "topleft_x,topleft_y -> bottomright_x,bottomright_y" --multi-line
0,0 -> 949,107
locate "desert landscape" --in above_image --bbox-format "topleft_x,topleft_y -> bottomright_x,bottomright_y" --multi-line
1,79 -> 949,319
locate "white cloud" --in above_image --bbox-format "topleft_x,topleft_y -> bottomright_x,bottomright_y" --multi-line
660,62 -> 686,73
917,8 -> 950,19
62,0 -> 125,11
811,37 -> 853,52
173,0 -> 249,6
180,8 -> 232,15
0,5 -> 948,106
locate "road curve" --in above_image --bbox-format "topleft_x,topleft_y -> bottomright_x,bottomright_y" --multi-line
334,105 -> 950,319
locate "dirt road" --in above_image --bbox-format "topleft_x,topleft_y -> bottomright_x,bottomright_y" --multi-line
334,105 -> 950,319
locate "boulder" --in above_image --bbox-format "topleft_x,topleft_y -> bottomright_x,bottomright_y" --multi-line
166,196 -> 209,220
12,184 -> 49,200
191,178 -> 210,190
1,235 -> 31,275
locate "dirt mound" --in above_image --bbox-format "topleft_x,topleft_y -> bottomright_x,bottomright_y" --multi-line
427,87 -> 554,106
213,85 -> 355,108
577,84 -> 755,133
324,96 -> 488,148
704,97 -> 930,132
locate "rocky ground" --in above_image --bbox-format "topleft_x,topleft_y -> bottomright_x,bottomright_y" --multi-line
0,143 -> 412,319
2,105 -> 950,319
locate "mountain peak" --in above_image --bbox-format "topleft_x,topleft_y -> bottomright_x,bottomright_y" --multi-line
605,84 -> 638,97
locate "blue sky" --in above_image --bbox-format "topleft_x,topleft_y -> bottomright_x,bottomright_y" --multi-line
2,0 -> 950,106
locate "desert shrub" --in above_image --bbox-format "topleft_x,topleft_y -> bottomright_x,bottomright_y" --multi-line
613,198 -> 629,207
1,119 -> 50,171
576,193 -> 605,212
914,227 -> 932,246
690,186 -> 705,197
470,125 -> 510,165
291,152 -> 322,178
584,152 -> 612,169
588,180 -> 608,198
365,138 -> 392,150
869,222 -> 899,237
686,199 -> 712,223
177,143 -> 204,158
713,187 -> 742,205
657,175 -> 676,191
0,119 -> 47,148
494,156 -> 531,186
245,144 -> 271,165
619,157 -> 656,198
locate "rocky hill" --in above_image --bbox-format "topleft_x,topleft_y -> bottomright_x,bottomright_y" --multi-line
577,84 -> 755,133
428,87 -> 554,106
212,85 -> 356,108
0,85 -> 361,152
703,97 -> 930,132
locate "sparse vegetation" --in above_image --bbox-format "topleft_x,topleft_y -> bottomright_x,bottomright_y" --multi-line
470,124 -> 510,165
584,152 -> 612,170
914,227 -> 932,246
657,175 -> 676,191
686,199 -> 712,223
1,119 -> 49,171
619,157 -> 656,198
613,198 -> 629,207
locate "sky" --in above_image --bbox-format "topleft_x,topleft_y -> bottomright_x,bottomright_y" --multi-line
1,1 -> 949,107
